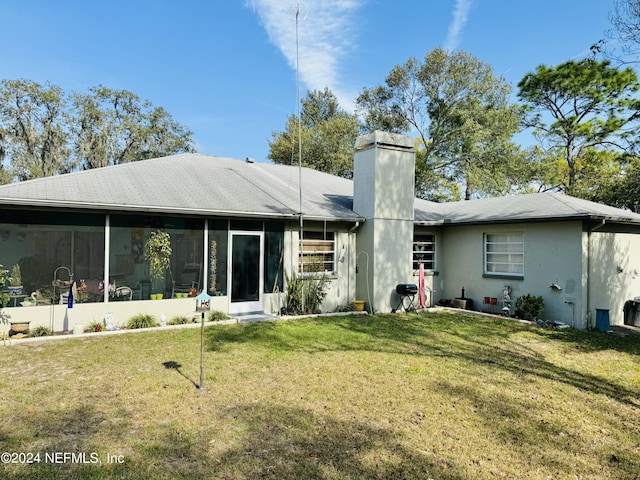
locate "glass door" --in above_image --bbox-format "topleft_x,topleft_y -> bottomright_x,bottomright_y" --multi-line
228,231 -> 263,314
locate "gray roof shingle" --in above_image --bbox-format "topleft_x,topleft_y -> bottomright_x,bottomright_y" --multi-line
0,154 -> 360,221
415,192 -> 640,225
1,154 -> 639,226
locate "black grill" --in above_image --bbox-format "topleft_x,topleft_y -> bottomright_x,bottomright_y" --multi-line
396,284 -> 418,295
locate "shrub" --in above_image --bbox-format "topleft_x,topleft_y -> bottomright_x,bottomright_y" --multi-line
285,269 -> 329,315
208,310 -> 230,321
515,294 -> 544,321
85,321 -> 104,333
30,325 -> 53,337
0,264 -> 9,308
168,315 -> 191,325
335,303 -> 357,312
127,313 -> 158,329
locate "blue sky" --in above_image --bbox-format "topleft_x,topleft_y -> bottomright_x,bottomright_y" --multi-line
0,0 -> 619,164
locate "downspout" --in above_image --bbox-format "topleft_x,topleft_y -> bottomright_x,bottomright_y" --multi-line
586,219 -> 606,329
347,222 -> 361,303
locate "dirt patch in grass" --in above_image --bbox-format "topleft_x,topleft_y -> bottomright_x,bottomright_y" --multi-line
1,311 -> 639,479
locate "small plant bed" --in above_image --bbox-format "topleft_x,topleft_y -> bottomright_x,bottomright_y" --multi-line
127,313 -> 158,329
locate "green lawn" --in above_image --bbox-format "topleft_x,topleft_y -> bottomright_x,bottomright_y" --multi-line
1,311 -> 639,479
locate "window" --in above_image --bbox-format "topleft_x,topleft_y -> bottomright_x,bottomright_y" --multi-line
299,231 -> 335,274
413,234 -> 435,270
484,232 -> 524,276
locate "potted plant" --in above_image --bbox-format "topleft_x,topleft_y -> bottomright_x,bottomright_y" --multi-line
9,264 -> 23,295
0,264 -> 10,307
144,229 -> 172,299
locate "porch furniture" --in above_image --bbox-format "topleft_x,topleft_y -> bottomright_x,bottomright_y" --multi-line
113,286 -> 133,301
171,263 -> 202,298
392,284 -> 418,313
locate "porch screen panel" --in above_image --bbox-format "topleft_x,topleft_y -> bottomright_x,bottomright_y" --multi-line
0,210 -> 104,305
208,220 -> 228,296
264,222 -> 284,293
109,214 -> 204,300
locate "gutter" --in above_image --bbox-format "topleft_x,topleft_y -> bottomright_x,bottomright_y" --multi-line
0,198 -> 364,223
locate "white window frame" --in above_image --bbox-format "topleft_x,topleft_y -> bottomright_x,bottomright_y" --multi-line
299,231 -> 336,274
484,232 -> 524,277
413,233 -> 436,271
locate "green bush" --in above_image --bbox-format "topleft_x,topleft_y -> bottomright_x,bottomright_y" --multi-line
168,315 -> 192,325
207,310 -> 230,322
0,264 -> 9,308
127,313 -> 158,329
30,325 -> 53,337
285,269 -> 329,315
85,321 -> 104,332
335,303 -> 357,312
515,294 -> 544,321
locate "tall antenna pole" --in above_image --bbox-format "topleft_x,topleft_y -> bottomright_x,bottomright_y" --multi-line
295,4 -> 305,311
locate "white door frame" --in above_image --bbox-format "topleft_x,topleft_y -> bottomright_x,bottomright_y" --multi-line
228,230 -> 264,314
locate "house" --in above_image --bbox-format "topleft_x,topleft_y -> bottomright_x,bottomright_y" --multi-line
1,130 -> 639,332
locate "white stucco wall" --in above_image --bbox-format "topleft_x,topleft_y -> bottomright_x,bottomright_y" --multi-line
353,131 -> 415,313
587,228 -> 640,326
0,295 -> 228,334
437,221 -> 586,327
283,222 -> 358,314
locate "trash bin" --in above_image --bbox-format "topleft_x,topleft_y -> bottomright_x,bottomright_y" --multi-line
623,300 -> 640,327
595,309 -> 610,331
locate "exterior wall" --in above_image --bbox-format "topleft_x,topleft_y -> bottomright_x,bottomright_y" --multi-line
438,221 -> 585,327
353,131 -> 415,313
282,221 -> 358,313
0,295 -> 229,333
587,226 -> 640,326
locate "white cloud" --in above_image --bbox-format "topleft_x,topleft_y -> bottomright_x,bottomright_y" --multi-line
247,0 -> 363,110
444,0 -> 473,51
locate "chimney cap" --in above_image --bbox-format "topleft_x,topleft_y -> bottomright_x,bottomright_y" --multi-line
355,130 -> 414,151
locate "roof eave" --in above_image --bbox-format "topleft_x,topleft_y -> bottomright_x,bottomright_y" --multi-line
0,198 -> 364,223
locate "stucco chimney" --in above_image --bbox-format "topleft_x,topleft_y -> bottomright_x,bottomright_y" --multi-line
353,130 -> 415,313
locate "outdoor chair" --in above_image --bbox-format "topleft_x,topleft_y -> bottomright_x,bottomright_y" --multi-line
171,263 -> 202,298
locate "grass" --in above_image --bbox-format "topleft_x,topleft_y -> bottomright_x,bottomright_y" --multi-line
0,310 -> 639,479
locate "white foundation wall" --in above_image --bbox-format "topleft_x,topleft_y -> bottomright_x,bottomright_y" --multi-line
437,221 -> 586,327
0,296 -> 229,334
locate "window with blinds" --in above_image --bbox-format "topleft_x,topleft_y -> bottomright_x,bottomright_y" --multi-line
484,232 -> 524,276
299,231 -> 335,274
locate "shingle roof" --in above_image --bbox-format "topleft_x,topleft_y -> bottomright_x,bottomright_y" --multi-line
1,154 -> 639,226
415,192 -> 640,225
0,154 -> 361,222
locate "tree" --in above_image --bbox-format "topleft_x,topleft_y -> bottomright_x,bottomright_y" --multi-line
0,79 -> 71,180
0,80 -> 195,181
268,88 -> 359,178
596,155 -> 640,212
71,86 -> 194,169
598,0 -> 640,63
356,48 -> 527,200
518,59 -> 640,194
